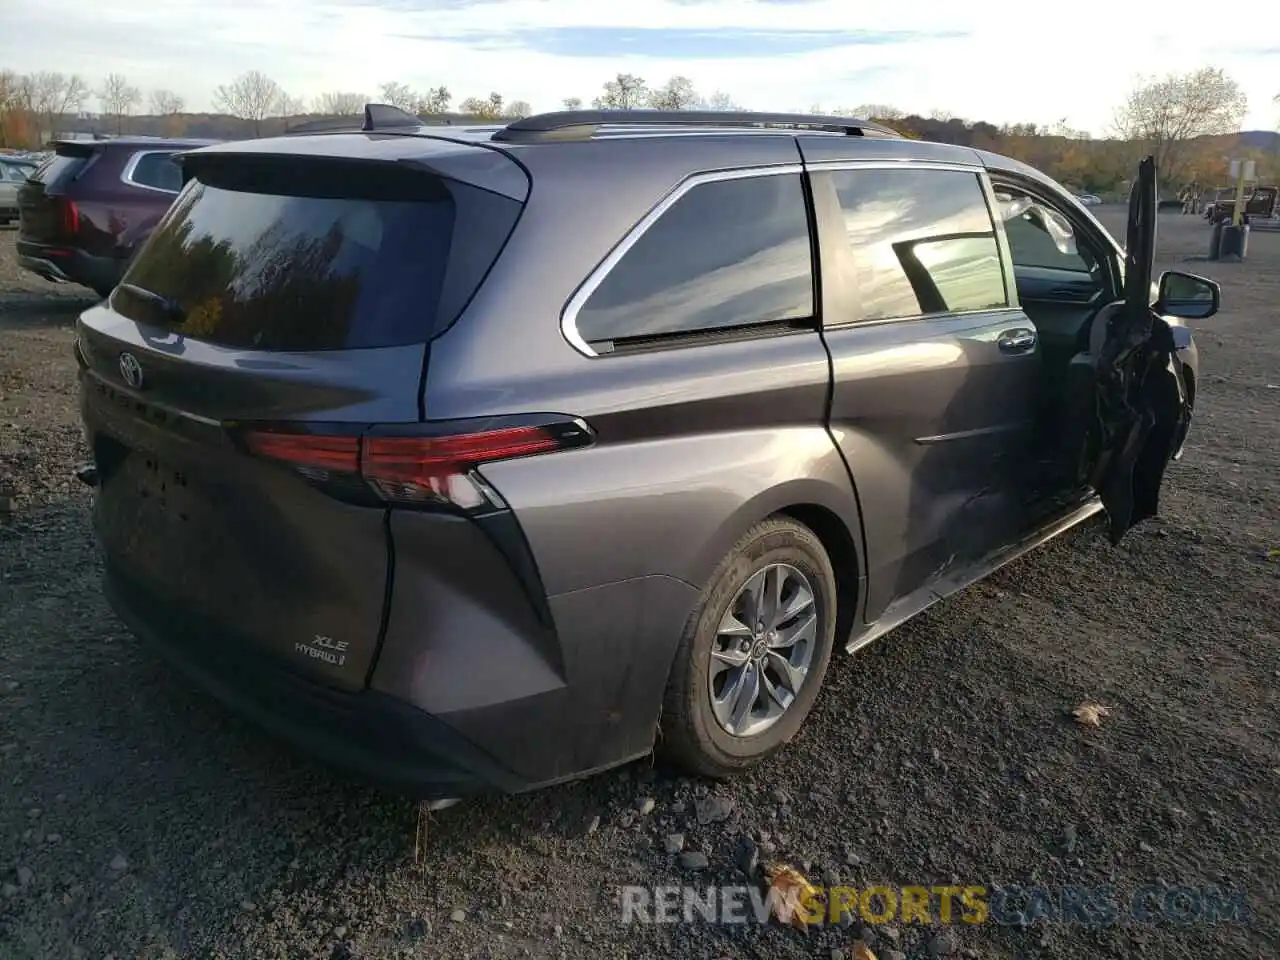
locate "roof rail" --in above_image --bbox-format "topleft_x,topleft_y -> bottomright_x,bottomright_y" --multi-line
491,109 -> 902,143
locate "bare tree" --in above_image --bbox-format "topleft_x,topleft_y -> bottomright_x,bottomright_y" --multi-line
28,72 -> 89,141
458,93 -> 505,119
213,70 -> 289,136
649,76 -> 699,110
313,91 -> 367,116
99,73 -> 141,134
150,89 -> 186,137
417,86 -> 451,115
279,94 -> 306,118
149,89 -> 185,115
700,90 -> 740,111
378,81 -> 417,110
1112,67 -> 1248,183
504,100 -> 532,119
562,97 -> 583,111
593,74 -> 648,110
1050,117 -> 1090,140
852,103 -> 903,120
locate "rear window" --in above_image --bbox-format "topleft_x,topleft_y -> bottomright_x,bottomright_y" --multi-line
30,150 -> 95,190
114,159 -> 522,351
1,162 -> 35,182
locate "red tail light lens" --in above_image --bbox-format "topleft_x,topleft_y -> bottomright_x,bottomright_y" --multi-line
56,197 -> 80,235
361,427 -> 563,507
235,420 -> 591,510
242,431 -> 360,473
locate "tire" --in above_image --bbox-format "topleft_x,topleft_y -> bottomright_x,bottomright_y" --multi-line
658,516 -> 838,777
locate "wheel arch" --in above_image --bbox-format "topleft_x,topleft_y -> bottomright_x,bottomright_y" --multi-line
685,474 -> 867,643
775,503 -> 861,652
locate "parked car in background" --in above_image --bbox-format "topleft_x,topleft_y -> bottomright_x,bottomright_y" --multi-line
74,107 -> 1216,799
1207,185 -> 1278,224
0,156 -> 39,225
1074,192 -> 1101,206
16,136 -> 217,297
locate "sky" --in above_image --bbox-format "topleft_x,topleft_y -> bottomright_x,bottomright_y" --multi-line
2,0 -> 1277,135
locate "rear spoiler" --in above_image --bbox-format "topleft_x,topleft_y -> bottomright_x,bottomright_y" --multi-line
47,140 -> 100,158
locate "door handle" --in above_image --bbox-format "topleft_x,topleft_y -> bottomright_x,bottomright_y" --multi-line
998,328 -> 1037,353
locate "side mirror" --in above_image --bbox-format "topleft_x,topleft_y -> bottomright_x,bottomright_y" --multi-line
1156,270 -> 1220,320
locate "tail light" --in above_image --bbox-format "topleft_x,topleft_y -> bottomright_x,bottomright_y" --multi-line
235,418 -> 593,511
56,197 -> 80,235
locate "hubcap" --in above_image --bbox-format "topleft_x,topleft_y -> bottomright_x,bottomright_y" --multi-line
707,562 -> 818,738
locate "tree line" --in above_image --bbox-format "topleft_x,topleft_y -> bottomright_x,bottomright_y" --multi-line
1,65 -> 1273,195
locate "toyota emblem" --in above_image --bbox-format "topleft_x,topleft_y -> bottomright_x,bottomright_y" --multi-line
118,352 -> 144,389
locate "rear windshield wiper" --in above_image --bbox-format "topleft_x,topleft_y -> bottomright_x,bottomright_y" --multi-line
116,282 -> 186,323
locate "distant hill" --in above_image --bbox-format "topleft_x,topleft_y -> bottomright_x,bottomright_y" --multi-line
1238,130 -> 1280,152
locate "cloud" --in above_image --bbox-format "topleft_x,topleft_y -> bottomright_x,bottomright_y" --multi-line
395,27 -> 968,58
0,0 -> 1275,134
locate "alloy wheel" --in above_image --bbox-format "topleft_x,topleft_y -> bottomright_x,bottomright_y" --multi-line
707,562 -> 818,738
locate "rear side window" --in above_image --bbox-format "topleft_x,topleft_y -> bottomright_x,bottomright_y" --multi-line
573,172 -> 813,348
114,159 -> 522,351
829,168 -> 1007,322
126,152 -> 183,193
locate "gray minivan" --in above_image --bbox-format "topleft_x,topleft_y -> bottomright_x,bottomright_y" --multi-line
73,107 -> 1219,798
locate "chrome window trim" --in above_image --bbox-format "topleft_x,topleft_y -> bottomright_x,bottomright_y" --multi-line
804,159 -> 983,174
119,150 -> 182,195
560,163 -> 805,358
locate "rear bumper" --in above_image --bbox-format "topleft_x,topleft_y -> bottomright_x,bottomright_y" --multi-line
16,239 -> 122,294
103,563 -> 533,799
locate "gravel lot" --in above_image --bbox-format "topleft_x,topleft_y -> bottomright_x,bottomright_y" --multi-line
1,211 -> 1277,960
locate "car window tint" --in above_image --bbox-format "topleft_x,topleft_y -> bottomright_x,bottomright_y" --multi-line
997,191 -> 1098,274
117,162 -> 522,351
574,173 -> 813,346
830,168 -> 1007,321
129,152 -> 183,192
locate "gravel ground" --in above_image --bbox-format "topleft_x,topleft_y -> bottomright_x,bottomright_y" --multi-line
0,212 -> 1277,960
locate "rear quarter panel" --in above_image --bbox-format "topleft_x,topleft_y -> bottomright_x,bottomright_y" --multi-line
426,135 -> 866,596
417,136 -> 868,777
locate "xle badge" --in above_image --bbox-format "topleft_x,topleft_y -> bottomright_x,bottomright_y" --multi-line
295,635 -> 349,667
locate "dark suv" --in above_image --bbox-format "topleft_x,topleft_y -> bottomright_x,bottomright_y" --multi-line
74,107 -> 1219,799
17,136 -> 217,297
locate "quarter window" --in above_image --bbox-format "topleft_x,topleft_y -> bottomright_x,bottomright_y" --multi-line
829,168 -> 1008,322
128,152 -> 183,193
573,172 -> 814,348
